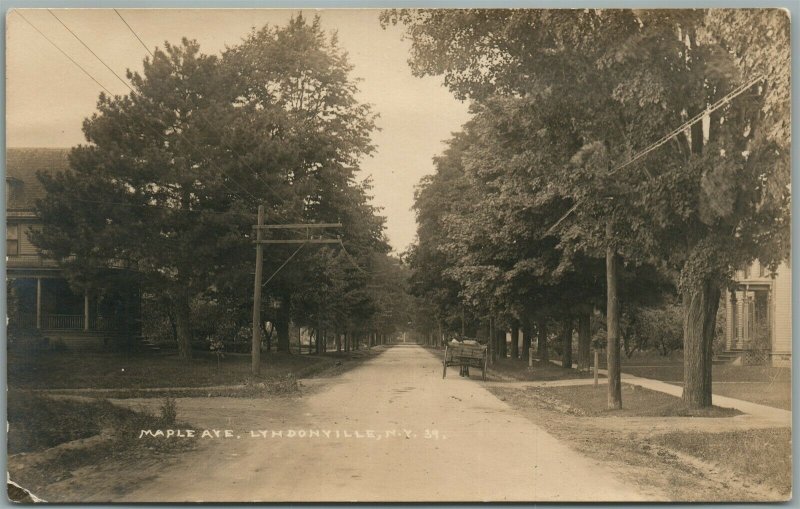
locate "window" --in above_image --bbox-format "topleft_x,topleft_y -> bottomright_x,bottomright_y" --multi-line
6,224 -> 19,256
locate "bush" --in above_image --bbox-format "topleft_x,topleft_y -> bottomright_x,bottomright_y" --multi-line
616,303 -> 683,357
159,397 -> 177,426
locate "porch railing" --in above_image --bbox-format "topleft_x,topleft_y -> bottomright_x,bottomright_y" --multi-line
7,254 -> 127,269
44,314 -> 84,330
6,254 -> 60,268
12,313 -> 122,331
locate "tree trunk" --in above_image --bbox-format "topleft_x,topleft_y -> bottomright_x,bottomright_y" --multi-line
276,297 -> 290,352
577,313 -> 591,372
606,228 -> 622,410
173,290 -> 193,360
683,279 -> 720,409
561,317 -> 573,369
537,319 -> 549,362
510,322 -> 520,359
521,319 -> 531,359
498,326 -> 507,359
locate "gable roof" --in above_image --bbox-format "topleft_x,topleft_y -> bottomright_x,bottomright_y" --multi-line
6,148 -> 70,209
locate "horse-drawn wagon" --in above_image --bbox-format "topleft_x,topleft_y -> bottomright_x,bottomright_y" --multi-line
442,340 -> 488,381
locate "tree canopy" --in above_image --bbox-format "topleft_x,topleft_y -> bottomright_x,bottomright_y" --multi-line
33,15 -> 392,358
390,8 -> 790,408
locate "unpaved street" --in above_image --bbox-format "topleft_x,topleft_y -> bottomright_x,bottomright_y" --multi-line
99,345 -> 650,502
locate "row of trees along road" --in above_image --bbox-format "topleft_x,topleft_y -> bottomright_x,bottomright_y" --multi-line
33,15 -> 414,360
386,9 -> 790,409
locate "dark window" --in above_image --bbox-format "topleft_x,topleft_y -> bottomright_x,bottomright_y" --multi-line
6,224 -> 19,256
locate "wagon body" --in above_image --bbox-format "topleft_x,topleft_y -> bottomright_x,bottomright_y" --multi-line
442,342 -> 488,381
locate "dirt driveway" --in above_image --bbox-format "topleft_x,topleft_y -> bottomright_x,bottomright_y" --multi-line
48,345 -> 654,502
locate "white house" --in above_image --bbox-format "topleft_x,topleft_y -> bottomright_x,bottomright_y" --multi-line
724,259 -> 791,366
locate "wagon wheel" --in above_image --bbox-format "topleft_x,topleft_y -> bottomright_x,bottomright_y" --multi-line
482,351 -> 488,381
442,345 -> 448,379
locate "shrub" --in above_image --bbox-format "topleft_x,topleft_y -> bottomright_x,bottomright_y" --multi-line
158,397 -> 177,426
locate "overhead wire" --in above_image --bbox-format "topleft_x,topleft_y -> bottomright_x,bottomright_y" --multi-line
112,8 -> 286,207
337,239 -> 369,274
20,10 -> 403,282
546,74 -> 767,235
48,9 -> 134,93
113,8 -> 153,57
25,10 -> 260,205
13,11 -> 114,96
35,9 -> 275,206
609,74 -> 766,175
262,243 -> 306,287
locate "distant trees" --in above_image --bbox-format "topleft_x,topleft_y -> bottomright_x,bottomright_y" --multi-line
388,9 -> 789,408
33,15 -> 394,360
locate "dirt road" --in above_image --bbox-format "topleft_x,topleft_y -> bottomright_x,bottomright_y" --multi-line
94,345 -> 652,502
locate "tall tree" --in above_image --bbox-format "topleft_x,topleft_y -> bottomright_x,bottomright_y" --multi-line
34,16 -> 383,361
384,8 -> 789,408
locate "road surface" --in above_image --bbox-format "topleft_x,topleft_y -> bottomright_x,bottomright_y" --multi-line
112,345 -> 648,502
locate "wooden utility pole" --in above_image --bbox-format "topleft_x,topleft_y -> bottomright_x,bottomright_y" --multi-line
251,220 -> 342,371
252,205 -> 265,376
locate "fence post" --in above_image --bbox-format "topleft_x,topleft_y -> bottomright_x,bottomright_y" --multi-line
594,350 -> 599,388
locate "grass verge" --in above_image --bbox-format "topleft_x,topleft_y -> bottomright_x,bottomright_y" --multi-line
8,347 -> 383,391
8,390 -> 196,498
526,383 -> 741,417
489,358 -> 599,382
489,385 -> 789,501
591,351 -> 791,410
651,428 -> 791,495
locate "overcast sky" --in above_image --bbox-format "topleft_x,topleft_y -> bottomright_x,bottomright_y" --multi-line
6,8 -> 471,252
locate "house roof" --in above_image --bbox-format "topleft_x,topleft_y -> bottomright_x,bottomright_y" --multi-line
6,148 -> 70,210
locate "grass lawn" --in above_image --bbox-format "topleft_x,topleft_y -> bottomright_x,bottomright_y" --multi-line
487,357 -> 598,382
499,383 -> 740,418
8,347 -> 381,391
651,428 -> 792,496
8,390 -> 195,497
490,385 -> 790,501
704,382 -> 791,411
589,351 -> 791,410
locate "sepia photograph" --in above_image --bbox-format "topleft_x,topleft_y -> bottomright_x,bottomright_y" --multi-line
4,7 -> 792,503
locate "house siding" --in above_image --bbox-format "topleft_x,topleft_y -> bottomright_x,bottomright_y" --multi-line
772,262 -> 791,355
724,260 -> 791,366
19,224 -> 39,256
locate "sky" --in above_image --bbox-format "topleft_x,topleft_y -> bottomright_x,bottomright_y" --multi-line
6,9 -> 472,253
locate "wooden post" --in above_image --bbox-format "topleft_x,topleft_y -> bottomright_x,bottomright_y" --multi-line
83,292 -> 90,331
251,205 -> 265,376
606,220 -> 622,409
528,346 -> 533,370
488,317 -> 494,365
594,350 -> 599,388
36,277 -> 42,329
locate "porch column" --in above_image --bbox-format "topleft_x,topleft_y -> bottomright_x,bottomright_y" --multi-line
84,292 -> 90,331
35,277 -> 42,329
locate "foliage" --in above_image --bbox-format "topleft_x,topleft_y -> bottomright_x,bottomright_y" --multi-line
32,15 -> 393,357
158,397 -> 178,426
621,303 -> 684,357
387,8 -> 790,406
